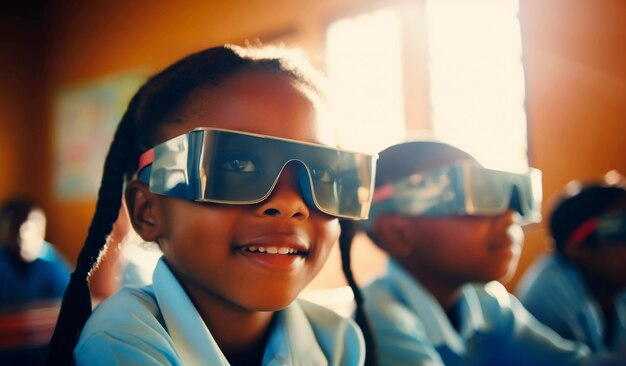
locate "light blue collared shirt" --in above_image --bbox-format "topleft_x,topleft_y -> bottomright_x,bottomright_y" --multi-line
517,253 -> 626,356
363,259 -> 596,366
75,258 -> 364,365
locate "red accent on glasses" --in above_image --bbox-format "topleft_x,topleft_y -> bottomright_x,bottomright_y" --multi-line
372,184 -> 396,204
138,149 -> 155,172
566,217 -> 599,248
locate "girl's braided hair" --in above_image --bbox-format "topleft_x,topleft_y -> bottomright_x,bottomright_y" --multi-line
48,44 -> 375,365
339,219 -> 378,366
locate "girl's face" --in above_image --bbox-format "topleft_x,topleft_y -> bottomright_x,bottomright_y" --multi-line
149,71 -> 339,312
405,210 -> 524,285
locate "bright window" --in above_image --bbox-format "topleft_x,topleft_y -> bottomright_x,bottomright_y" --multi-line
325,8 -> 406,154
426,0 -> 528,171
325,0 -> 528,172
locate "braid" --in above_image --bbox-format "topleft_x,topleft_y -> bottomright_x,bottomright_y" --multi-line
48,93 -> 140,366
339,219 -> 378,366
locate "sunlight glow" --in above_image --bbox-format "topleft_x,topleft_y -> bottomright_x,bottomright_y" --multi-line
326,8 -> 406,154
426,0 -> 529,172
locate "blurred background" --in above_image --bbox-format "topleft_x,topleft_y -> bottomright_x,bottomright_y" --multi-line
1,0 -> 625,293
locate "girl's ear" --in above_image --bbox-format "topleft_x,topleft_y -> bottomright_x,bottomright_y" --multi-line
125,181 -> 162,242
372,216 -> 414,257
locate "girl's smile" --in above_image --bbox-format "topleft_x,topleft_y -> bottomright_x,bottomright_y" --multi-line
235,232 -> 310,270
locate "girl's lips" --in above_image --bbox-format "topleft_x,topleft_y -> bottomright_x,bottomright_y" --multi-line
240,245 -> 303,255
234,234 -> 310,271
239,234 -> 310,252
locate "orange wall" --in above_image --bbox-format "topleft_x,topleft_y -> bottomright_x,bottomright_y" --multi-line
511,0 -> 626,289
2,0 -> 625,290
0,8 -> 46,205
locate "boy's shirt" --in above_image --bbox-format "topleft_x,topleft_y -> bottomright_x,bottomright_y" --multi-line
75,258 -> 365,366
363,259 -> 593,366
517,253 -> 626,355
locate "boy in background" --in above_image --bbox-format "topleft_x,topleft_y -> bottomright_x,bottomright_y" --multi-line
356,140 -> 622,365
517,172 -> 626,358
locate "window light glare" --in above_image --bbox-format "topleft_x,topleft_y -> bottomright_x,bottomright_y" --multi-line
426,0 -> 528,172
326,8 -> 406,154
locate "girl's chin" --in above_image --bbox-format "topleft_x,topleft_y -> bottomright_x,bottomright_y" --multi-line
245,296 -> 299,312
240,286 -> 305,312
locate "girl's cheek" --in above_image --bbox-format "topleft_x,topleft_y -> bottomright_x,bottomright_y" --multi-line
330,218 -> 341,241
319,217 -> 341,248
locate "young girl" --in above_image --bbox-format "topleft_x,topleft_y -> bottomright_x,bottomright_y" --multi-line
48,45 -> 377,365
340,140 -> 622,365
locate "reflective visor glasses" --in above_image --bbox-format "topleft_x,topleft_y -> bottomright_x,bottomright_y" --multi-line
136,128 -> 377,220
370,161 -> 543,225
567,212 -> 626,248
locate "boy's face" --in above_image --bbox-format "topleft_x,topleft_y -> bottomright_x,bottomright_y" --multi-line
131,71 -> 339,312
394,211 -> 524,285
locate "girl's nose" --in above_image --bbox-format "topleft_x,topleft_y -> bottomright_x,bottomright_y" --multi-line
255,163 -> 310,220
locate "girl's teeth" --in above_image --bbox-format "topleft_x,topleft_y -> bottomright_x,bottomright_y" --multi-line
244,246 -> 298,254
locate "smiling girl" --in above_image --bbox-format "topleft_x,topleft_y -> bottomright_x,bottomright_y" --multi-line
48,45 -> 376,366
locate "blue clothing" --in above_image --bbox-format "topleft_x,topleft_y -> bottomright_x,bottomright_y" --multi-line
363,259 -> 597,366
517,253 -> 626,356
75,258 -> 365,366
39,241 -> 72,272
0,245 -> 70,308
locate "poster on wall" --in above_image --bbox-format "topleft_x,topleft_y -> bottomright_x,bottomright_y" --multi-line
54,71 -> 147,200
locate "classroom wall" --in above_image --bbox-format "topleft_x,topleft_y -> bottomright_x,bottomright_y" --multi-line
0,5 -> 47,206
1,0 -> 625,291
514,0 -> 626,289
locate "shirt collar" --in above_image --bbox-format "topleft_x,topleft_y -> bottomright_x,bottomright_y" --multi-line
385,260 -> 497,353
153,258 -> 230,365
152,258 -> 331,366
263,300 -> 329,366
385,259 -> 466,353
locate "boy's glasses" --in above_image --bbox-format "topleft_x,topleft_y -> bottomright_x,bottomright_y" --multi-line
567,212 -> 626,247
370,161 -> 543,225
136,128 -> 377,220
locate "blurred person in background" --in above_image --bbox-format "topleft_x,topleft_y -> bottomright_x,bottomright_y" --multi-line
343,139 -> 623,365
517,171 -> 626,359
0,198 -> 70,308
